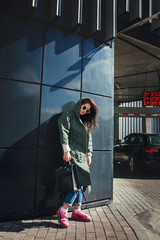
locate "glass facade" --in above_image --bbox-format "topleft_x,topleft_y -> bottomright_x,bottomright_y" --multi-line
0,10 -> 114,220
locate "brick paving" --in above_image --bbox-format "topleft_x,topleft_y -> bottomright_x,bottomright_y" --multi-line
114,168 -> 160,240
114,178 -> 160,217
1,168 -> 159,240
0,205 -> 139,240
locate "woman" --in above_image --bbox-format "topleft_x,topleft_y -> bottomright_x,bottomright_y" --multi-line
57,98 -> 98,228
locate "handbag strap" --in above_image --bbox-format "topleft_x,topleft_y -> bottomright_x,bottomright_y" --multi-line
64,160 -> 72,166
67,161 -> 88,209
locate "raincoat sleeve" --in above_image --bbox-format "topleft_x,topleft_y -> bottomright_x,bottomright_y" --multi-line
88,131 -> 93,153
58,112 -> 71,147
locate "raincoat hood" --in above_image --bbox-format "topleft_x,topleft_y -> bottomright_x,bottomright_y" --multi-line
73,98 -> 83,114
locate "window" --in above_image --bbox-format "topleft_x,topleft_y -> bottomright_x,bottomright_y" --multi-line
136,136 -> 143,144
121,136 -> 129,144
129,136 -> 136,144
148,136 -> 160,145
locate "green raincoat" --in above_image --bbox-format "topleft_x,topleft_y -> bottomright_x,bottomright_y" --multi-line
58,99 -> 93,187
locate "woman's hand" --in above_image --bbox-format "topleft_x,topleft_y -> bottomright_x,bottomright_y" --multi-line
87,156 -> 92,166
63,151 -> 71,162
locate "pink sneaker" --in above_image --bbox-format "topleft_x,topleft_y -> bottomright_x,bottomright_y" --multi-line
56,207 -> 69,228
71,210 -> 92,222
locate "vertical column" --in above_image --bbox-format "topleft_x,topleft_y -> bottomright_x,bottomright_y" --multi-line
142,106 -> 152,133
114,117 -> 119,144
114,102 -> 120,143
145,118 -> 152,133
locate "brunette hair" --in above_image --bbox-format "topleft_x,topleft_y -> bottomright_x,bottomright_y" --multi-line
80,98 -> 99,133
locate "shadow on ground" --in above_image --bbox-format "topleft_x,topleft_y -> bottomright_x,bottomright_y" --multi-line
135,205 -> 160,239
0,216 -> 60,233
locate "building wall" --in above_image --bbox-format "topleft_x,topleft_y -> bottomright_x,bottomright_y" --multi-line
0,11 -> 114,220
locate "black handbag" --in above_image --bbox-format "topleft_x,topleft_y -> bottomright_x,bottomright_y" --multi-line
56,162 -> 80,193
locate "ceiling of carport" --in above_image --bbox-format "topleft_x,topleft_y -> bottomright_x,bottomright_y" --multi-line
114,0 -> 160,105
114,33 -> 160,104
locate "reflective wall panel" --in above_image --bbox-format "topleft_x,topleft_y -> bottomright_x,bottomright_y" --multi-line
82,93 -> 114,151
35,150 -> 63,210
0,149 -> 36,215
84,151 -> 112,202
0,80 -> 40,148
82,40 -> 114,97
43,27 -> 82,90
0,13 -> 43,83
39,87 -> 80,149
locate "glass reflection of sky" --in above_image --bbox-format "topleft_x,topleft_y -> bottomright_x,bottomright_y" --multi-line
43,27 -> 81,90
82,93 -> 113,150
83,40 -> 114,97
41,86 -> 80,124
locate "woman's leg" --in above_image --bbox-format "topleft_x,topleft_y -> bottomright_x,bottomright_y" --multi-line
73,188 -> 83,211
63,191 -> 79,207
72,188 -> 92,222
57,191 -> 79,228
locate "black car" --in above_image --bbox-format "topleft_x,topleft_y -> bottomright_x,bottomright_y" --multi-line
114,133 -> 160,173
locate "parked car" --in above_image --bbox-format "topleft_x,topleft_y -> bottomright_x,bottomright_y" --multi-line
114,133 -> 160,173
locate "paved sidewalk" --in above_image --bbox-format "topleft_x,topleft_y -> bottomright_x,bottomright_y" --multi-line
0,200 -> 149,240
114,170 -> 160,240
112,196 -> 150,240
1,168 -> 157,240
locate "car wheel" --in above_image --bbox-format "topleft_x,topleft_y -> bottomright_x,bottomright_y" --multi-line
129,157 -> 135,173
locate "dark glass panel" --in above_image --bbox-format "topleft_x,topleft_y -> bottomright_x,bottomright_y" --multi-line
82,39 -> 114,97
35,150 -> 63,210
39,87 -> 80,149
84,151 -> 112,202
0,12 -> 43,82
0,149 -> 36,215
0,80 -> 40,148
82,93 -> 114,151
43,27 -> 81,90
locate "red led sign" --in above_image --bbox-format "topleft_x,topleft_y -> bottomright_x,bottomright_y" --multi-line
142,91 -> 160,106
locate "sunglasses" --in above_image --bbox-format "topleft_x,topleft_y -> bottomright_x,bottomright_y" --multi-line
81,105 -> 91,114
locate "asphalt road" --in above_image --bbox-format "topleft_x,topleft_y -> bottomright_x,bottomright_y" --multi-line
114,165 -> 160,240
